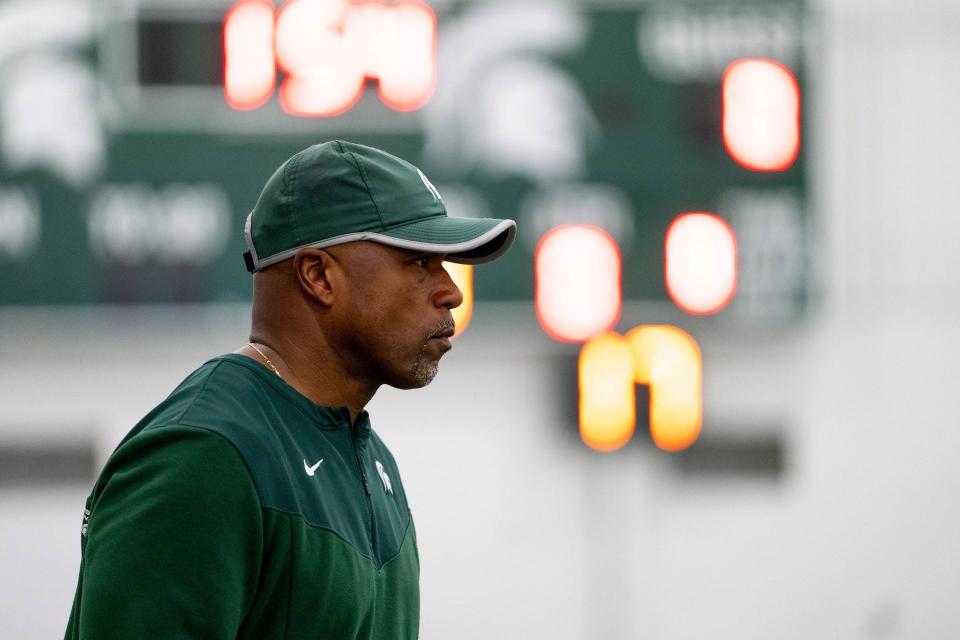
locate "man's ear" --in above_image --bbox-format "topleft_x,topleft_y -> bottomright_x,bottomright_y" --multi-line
294,248 -> 338,306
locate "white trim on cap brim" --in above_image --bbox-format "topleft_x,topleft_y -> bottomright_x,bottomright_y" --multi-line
243,212 -> 262,267
250,219 -> 516,272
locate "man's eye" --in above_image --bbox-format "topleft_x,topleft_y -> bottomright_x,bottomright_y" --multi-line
417,256 -> 431,268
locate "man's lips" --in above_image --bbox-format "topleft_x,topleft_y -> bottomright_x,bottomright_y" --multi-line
430,336 -> 452,350
429,326 -> 455,350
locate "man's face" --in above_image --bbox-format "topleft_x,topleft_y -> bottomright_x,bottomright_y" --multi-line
327,242 -> 464,390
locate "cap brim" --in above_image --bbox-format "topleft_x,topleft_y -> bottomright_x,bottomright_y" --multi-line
247,216 -> 517,271
373,217 -> 517,264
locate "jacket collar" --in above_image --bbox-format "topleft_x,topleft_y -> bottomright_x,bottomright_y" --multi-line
217,354 -> 371,433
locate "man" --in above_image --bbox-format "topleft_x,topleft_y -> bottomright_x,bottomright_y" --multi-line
65,140 -> 517,639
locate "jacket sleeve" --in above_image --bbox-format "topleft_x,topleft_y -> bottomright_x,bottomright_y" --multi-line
69,426 -> 263,639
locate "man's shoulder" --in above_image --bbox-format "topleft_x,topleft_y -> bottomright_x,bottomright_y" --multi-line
111,355 -> 291,472
132,355 -> 274,434
102,355 -> 298,505
171,354 -> 269,413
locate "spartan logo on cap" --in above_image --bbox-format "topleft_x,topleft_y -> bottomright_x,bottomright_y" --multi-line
417,168 -> 442,203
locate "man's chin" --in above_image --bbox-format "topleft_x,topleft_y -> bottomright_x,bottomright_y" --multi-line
404,359 -> 440,389
389,379 -> 433,391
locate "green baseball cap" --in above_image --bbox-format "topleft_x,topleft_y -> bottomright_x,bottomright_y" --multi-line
243,140 -> 517,272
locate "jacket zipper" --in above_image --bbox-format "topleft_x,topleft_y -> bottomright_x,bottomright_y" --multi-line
350,429 -> 378,561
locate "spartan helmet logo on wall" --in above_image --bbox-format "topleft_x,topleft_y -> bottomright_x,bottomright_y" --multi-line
423,1 -> 599,185
0,0 -> 109,187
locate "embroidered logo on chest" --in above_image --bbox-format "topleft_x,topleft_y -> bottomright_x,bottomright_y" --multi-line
303,458 -> 324,476
375,460 -> 393,495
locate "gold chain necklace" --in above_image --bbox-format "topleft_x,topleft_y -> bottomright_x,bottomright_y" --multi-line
247,342 -> 282,378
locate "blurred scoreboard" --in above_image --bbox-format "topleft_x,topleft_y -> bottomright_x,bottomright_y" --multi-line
0,0 -> 808,328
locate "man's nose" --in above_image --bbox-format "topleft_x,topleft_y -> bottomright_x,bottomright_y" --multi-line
435,265 -> 464,310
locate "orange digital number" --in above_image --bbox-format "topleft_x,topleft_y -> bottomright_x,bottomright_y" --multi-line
579,326 -> 702,452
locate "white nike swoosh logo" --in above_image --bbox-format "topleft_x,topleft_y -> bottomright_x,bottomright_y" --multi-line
304,458 -> 324,476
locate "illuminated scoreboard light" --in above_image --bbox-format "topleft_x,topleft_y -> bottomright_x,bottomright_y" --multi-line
665,212 -> 738,315
579,327 -> 702,453
224,0 -> 437,116
535,225 -> 622,343
223,1 -> 276,110
444,262 -> 473,337
723,58 -> 800,171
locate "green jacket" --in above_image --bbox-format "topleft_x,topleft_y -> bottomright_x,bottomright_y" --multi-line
65,354 -> 420,639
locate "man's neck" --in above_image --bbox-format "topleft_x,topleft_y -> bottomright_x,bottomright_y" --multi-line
240,334 -> 377,423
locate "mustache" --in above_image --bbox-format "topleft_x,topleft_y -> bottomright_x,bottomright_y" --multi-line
428,317 -> 456,339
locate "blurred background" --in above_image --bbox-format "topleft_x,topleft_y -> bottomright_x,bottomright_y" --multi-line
1,0 -> 958,637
